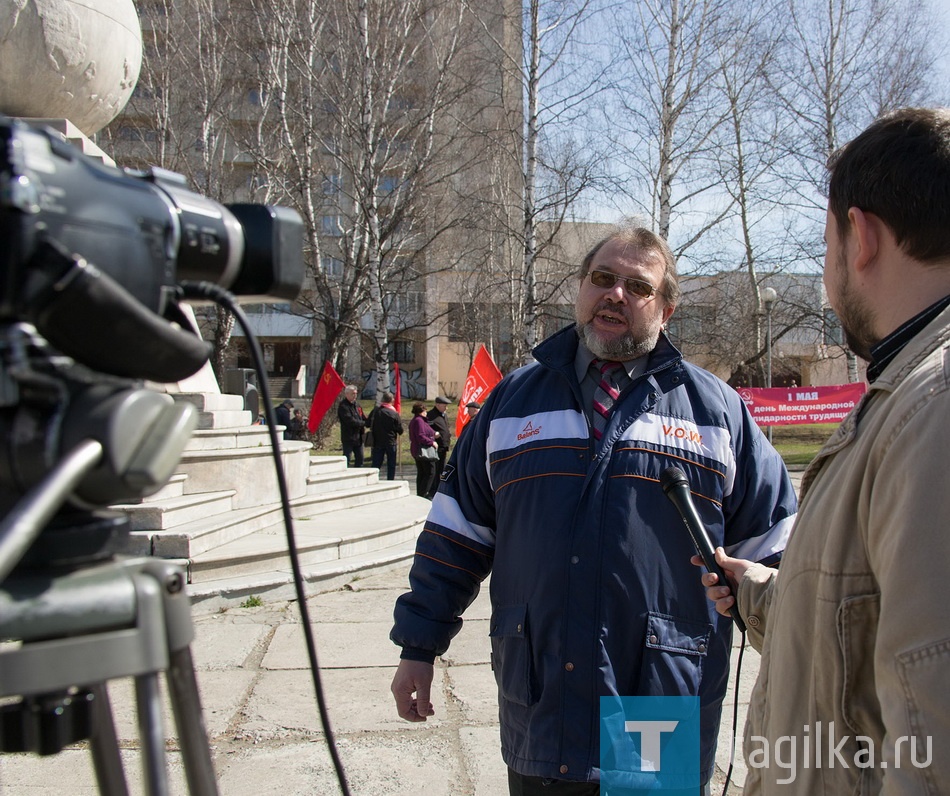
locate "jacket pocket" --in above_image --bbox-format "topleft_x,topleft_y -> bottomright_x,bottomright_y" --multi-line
489,603 -> 538,707
636,612 -> 711,696
836,593 -> 884,740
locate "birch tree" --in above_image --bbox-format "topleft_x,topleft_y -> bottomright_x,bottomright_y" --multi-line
606,0 -> 735,260
466,0 -> 608,367
771,0 -> 940,380
237,0 -> 485,397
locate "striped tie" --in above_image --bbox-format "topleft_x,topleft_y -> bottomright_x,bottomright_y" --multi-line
591,359 -> 624,441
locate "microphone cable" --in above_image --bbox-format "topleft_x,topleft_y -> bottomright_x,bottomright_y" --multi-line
720,627 -> 746,796
179,282 -> 351,796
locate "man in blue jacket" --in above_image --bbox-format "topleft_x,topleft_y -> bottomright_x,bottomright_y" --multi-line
390,226 -> 798,794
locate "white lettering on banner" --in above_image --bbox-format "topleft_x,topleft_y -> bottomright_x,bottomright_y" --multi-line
739,384 -> 867,427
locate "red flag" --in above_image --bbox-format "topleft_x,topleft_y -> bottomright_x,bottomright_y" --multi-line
308,360 -> 345,432
455,345 -> 503,437
392,362 -> 401,413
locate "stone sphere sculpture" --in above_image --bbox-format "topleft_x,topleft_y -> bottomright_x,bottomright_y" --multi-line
0,0 -> 142,136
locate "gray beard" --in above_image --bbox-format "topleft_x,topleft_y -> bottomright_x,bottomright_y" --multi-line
577,321 -> 659,361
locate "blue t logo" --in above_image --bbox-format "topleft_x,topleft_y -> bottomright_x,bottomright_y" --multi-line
600,696 -> 700,793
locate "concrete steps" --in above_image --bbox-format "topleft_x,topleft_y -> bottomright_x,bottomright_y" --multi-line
185,494 -> 428,608
106,391 -> 429,609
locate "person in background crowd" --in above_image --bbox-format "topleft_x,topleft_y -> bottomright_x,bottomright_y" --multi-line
409,401 -> 438,498
425,396 -> 451,499
290,408 -> 307,441
368,391 -> 403,481
390,225 -> 798,795
275,399 -> 293,440
701,107 -> 950,795
338,384 -> 366,467
465,401 -> 481,419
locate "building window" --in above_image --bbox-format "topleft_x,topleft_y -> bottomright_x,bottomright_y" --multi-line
323,174 -> 342,195
115,126 -> 161,143
321,255 -> 343,278
448,302 -> 489,342
379,175 -> 403,196
245,172 -> 268,190
392,340 -> 415,363
385,291 -> 423,314
321,215 -> 342,237
666,304 -> 715,347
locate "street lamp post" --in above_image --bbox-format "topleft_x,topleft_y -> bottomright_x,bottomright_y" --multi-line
762,287 -> 777,443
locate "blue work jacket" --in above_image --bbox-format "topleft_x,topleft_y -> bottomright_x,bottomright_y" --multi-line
392,326 -> 798,784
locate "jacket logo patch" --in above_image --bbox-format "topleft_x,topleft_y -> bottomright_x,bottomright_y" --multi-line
518,421 -> 542,441
662,424 -> 703,444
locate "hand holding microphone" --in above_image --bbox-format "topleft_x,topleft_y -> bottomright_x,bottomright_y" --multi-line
660,466 -> 747,632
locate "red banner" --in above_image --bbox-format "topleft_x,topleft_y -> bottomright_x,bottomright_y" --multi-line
737,383 -> 867,426
308,360 -> 345,432
455,345 -> 503,437
392,362 -> 401,413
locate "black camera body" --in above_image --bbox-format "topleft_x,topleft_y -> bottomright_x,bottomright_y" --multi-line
0,114 -> 304,382
0,115 -> 306,518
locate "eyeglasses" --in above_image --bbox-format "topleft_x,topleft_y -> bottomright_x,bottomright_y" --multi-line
588,269 -> 662,300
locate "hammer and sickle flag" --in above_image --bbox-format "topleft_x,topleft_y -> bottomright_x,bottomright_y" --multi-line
308,360 -> 345,432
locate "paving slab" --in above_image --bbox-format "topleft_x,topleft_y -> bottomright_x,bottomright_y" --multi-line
0,557 -> 766,795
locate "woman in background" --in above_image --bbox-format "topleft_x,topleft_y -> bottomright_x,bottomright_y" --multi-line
408,402 -> 437,498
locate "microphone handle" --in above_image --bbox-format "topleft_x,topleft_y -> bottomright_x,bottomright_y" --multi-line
675,488 -> 747,633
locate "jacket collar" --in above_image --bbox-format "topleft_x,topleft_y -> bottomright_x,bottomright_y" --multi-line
801,303 -> 950,496
868,302 -> 950,392
867,294 -> 950,381
532,323 -> 683,380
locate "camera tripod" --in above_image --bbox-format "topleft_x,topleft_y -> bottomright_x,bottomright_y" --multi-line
0,518 -> 219,796
0,324 -> 219,793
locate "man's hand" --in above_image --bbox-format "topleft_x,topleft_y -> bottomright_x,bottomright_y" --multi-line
691,547 -> 753,619
391,659 -> 435,722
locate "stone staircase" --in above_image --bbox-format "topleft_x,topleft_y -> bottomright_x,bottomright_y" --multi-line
111,391 -> 429,611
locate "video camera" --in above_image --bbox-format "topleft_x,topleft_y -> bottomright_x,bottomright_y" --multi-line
0,113 -> 305,532
1,113 -> 304,383
0,117 -> 352,794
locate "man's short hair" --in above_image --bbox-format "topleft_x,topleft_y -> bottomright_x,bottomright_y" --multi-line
828,107 -> 950,264
578,226 -> 680,306
382,391 -> 394,404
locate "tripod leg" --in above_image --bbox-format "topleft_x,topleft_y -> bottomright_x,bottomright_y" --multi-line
135,672 -> 170,796
166,646 -> 219,796
88,683 -> 130,796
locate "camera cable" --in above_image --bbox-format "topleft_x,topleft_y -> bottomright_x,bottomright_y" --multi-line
179,282 -> 351,796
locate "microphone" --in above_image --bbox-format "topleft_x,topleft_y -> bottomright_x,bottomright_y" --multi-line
660,466 -> 746,633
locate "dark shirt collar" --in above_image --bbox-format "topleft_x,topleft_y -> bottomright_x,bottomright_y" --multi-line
573,337 -> 648,384
867,295 -> 950,382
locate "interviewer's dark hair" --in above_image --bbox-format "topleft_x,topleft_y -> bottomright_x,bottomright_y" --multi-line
828,107 -> 950,263
578,226 -> 680,305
